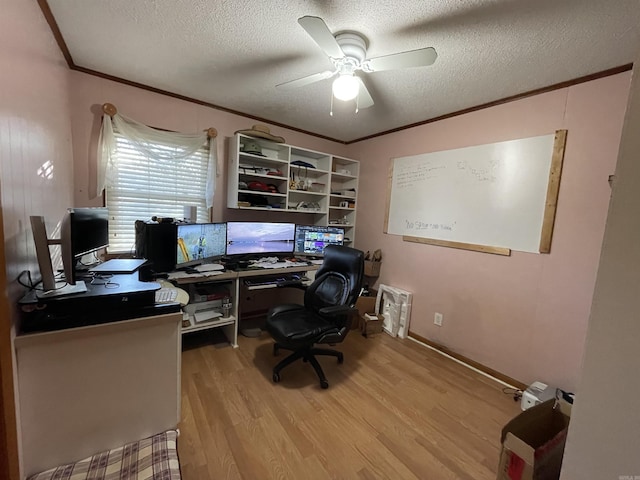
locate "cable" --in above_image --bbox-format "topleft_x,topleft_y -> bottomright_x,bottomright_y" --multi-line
502,387 -> 523,402
17,270 -> 35,290
17,270 -> 69,292
89,273 -> 120,289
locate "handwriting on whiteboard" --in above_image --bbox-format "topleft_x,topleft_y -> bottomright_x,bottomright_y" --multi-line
405,220 -> 456,231
395,163 -> 446,188
395,160 -> 499,189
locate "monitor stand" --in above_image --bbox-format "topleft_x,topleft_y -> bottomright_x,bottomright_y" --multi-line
36,281 -> 87,299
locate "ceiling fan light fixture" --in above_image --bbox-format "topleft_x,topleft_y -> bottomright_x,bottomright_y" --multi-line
332,74 -> 359,101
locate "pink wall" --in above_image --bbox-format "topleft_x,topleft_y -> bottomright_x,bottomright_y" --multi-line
68,70 -> 631,389
69,72 -> 349,227
0,1 -> 75,303
1,0 -> 76,477
561,53 -> 640,480
346,73 -> 631,390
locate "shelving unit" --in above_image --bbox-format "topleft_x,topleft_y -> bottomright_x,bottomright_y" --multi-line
228,134 -> 360,244
173,273 -> 239,347
328,156 -> 359,246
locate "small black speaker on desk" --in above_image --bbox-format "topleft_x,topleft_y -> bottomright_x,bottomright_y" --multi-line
224,261 -> 239,271
138,263 -> 154,282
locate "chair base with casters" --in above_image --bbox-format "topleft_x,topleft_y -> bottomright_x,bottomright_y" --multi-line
265,245 -> 365,389
272,342 -> 344,389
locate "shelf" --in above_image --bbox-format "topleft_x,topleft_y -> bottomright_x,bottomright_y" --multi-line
228,133 -> 359,245
238,189 -> 286,198
239,156 -> 288,168
290,166 -> 329,176
289,190 -> 326,196
239,172 -> 287,182
182,315 -> 236,334
330,172 -> 357,180
238,206 -> 286,211
287,208 -> 326,213
330,194 -> 357,199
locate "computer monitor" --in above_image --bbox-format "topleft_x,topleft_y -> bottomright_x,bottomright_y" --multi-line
293,225 -> 345,257
64,207 -> 109,258
226,222 -> 295,256
29,207 -> 107,297
176,222 -> 227,268
61,207 -> 109,282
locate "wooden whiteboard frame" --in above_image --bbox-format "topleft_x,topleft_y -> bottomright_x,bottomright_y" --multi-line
539,130 -> 567,253
384,130 -> 568,254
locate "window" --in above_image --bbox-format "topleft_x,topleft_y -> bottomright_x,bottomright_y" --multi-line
106,130 -> 210,252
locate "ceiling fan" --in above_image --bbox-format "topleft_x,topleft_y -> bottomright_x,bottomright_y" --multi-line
276,16 -> 438,112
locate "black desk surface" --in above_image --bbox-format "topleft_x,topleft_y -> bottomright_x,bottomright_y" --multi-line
19,273 -> 160,304
19,273 -> 179,335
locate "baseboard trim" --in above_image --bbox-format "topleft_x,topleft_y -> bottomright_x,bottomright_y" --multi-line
408,332 -> 527,391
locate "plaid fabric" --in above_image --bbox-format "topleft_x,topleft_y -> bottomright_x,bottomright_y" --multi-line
28,430 -> 181,480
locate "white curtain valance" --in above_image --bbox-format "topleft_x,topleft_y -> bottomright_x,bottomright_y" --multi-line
96,113 -> 218,208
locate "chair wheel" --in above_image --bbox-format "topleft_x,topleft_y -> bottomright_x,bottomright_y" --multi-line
337,353 -> 344,364
273,372 -> 281,383
320,380 -> 329,389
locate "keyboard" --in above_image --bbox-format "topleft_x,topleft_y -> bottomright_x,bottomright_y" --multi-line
155,288 -> 178,303
195,263 -> 225,272
244,273 -> 307,287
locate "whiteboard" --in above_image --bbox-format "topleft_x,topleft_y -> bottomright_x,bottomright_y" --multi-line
386,133 -> 562,253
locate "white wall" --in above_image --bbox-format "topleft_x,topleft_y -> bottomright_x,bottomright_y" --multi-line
560,51 -> 640,477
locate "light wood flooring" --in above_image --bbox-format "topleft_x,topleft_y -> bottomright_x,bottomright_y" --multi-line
178,329 -> 521,479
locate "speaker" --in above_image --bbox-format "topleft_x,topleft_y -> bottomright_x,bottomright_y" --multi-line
134,221 -> 177,273
183,205 -> 197,222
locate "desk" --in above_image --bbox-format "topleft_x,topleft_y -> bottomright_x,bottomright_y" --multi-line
15,276 -> 182,477
171,265 -> 318,346
18,273 -> 179,334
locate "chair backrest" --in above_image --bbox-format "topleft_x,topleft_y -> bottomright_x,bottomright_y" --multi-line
304,245 -> 364,314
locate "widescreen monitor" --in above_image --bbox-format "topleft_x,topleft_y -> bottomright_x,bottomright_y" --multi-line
176,222 -> 227,267
226,222 -> 295,256
294,225 -> 344,257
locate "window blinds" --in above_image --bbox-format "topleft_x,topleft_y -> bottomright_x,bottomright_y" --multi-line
106,132 -> 210,253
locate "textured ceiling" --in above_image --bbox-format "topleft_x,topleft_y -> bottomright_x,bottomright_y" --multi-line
47,0 -> 640,143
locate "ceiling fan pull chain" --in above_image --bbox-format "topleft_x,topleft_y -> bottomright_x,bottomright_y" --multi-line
329,91 -> 334,116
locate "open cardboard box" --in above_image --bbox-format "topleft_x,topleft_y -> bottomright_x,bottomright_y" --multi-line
354,290 -> 378,329
359,313 -> 383,336
364,260 -> 381,277
497,398 -> 572,480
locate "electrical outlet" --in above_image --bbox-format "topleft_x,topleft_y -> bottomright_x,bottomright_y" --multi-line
434,312 -> 443,326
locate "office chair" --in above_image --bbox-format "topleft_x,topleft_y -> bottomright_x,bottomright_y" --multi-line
265,245 -> 365,389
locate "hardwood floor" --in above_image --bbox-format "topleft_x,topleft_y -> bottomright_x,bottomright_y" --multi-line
178,330 -> 521,479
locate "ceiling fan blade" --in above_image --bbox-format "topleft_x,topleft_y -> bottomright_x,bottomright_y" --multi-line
366,47 -> 437,72
298,16 -> 345,59
356,77 -> 374,109
276,70 -> 335,90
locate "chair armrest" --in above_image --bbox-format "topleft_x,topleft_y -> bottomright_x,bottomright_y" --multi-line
318,305 -> 358,316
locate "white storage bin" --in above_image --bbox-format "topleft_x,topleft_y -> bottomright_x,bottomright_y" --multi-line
375,285 -> 412,338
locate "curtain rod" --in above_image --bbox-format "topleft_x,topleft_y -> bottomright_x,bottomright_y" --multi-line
101,102 -> 217,138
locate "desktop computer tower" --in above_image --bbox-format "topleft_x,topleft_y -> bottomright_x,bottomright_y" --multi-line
134,221 -> 177,273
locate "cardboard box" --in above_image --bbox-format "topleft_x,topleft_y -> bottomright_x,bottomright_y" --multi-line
364,260 -> 381,277
497,399 -> 571,480
360,314 -> 383,337
354,291 -> 378,329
